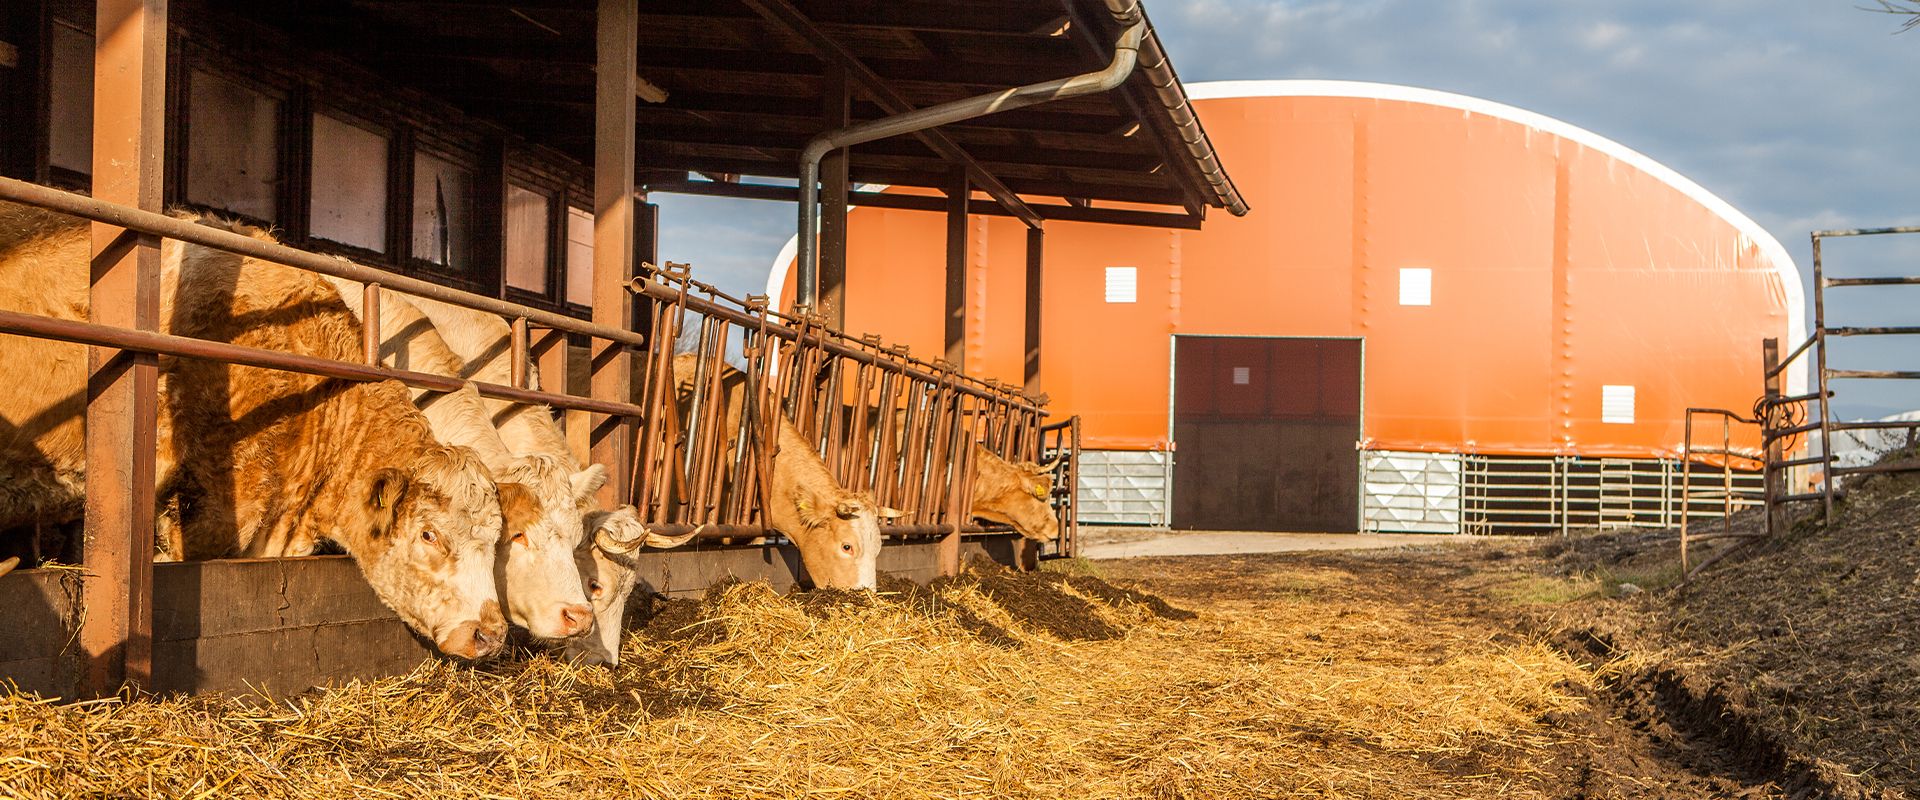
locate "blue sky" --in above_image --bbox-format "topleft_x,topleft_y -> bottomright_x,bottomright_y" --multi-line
653,0 -> 1920,419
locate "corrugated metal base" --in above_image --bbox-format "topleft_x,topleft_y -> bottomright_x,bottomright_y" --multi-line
1364,451 -> 1462,533
1076,450 -> 1169,526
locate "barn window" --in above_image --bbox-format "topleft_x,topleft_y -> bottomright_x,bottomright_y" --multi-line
185,68 -> 283,222
1104,266 -> 1137,304
505,185 -> 552,294
46,20 -> 93,176
1398,268 -> 1432,306
411,150 -> 474,271
309,112 -> 389,253
1602,385 -> 1636,424
1232,366 -> 1251,385
565,206 -> 594,308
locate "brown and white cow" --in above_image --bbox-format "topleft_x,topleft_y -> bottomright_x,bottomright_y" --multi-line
398,295 -> 691,664
0,202 -> 508,659
970,445 -> 1062,544
764,414 -> 904,589
324,277 -> 597,642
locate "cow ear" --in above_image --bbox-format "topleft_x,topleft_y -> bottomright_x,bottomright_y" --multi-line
366,468 -> 408,533
570,464 -> 609,500
793,495 -> 829,527
834,497 -> 867,519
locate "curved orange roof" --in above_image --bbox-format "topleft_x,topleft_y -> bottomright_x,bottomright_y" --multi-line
769,81 -> 1803,459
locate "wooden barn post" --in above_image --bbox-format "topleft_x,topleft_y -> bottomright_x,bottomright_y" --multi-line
1023,225 -> 1044,396
817,65 -> 851,328
591,0 -> 638,505
943,169 -> 969,369
81,0 -> 166,696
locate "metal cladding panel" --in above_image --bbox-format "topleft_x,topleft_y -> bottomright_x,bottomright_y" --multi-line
1076,449 -> 1169,526
772,82 -> 1800,462
1363,451 -> 1463,534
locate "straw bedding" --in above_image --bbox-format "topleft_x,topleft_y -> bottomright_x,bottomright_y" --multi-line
0,560 -> 1591,799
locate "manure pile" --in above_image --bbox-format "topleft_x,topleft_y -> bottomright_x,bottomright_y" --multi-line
0,561 -> 1591,799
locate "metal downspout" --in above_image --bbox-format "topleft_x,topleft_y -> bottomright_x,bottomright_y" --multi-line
793,21 -> 1148,310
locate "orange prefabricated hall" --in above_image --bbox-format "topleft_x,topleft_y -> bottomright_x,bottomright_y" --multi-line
769,81 -> 1803,534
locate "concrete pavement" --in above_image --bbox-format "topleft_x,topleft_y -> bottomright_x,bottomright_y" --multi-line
1077,527 -> 1509,559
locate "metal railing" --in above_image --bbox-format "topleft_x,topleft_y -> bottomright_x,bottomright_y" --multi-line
1039,416 -> 1082,558
1678,408 -> 1767,581
622,267 -> 1055,543
1756,225 -> 1920,530
1455,454 -> 1762,536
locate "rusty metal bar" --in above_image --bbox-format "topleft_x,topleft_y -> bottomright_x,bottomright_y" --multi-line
1826,369 -> 1920,380
361,284 -> 382,366
1766,335 -> 1817,378
1826,325 -> 1920,336
1813,235 -> 1835,524
0,177 -> 647,349
1813,225 -> 1920,237
1822,276 -> 1920,287
630,278 -> 1043,413
0,309 -> 645,418
1762,338 -> 1784,538
79,0 -> 166,697
509,317 -> 529,389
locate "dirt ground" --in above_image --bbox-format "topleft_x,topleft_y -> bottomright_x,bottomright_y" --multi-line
1095,548 -> 1854,799
6,511 -> 1916,798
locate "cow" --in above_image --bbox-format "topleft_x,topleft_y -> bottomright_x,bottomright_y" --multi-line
969,445 -> 1063,545
323,277 -> 597,642
0,202 -> 508,659
397,295 -> 690,664
763,414 -> 903,589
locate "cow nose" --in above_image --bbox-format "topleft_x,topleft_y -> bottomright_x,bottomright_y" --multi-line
438,620 -> 495,660
559,603 -> 595,637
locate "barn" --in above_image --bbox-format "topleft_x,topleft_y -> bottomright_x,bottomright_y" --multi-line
768,80 -> 1804,535
0,0 -> 1243,698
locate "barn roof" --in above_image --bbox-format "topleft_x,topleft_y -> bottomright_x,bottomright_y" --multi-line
210,0 -> 1247,228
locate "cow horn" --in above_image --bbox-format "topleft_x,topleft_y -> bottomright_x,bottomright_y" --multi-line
594,526 -> 645,555
643,528 -> 699,550
1034,456 -> 1066,474
0,556 -> 16,579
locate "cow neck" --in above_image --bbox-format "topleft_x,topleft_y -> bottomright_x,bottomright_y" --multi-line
306,379 -> 442,557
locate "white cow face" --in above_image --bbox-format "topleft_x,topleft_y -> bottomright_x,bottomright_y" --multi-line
355,447 -> 507,660
493,456 -> 600,641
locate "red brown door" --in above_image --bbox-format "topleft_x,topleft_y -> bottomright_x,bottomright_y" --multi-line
1171,336 -> 1362,532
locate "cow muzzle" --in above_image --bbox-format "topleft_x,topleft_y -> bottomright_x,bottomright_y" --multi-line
438,601 -> 507,659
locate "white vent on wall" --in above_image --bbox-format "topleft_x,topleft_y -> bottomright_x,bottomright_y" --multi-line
1104,266 -> 1137,303
1232,366 -> 1251,385
1602,385 -> 1636,424
1399,267 -> 1432,306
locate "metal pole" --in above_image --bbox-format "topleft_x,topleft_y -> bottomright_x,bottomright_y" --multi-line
1762,338 -> 1782,538
1813,235 -> 1835,524
793,22 -> 1147,308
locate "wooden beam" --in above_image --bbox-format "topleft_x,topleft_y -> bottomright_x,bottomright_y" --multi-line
944,169 -> 969,368
590,0 -> 637,506
818,64 -> 851,327
736,0 -> 1044,228
1023,225 -> 1043,395
82,0 -> 166,697
644,179 -> 1205,229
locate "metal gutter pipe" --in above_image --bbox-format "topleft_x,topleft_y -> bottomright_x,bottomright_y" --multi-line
792,21 -> 1147,311
1094,0 -> 1246,217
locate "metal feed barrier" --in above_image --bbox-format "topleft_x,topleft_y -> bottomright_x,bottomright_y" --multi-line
0,178 -> 1078,695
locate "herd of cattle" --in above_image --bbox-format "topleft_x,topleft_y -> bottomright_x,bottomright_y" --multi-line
0,201 -> 1062,665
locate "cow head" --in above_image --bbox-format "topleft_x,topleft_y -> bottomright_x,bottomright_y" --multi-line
970,444 -> 1062,543
562,505 -> 697,666
785,490 -> 903,590
353,445 -> 508,660
491,455 -> 600,641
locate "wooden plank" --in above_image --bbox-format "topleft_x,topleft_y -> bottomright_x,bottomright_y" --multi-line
1,538 -> 1022,697
0,569 -> 80,698
81,0 -> 166,697
590,0 -> 638,506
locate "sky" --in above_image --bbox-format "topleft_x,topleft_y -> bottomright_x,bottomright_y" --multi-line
653,0 -> 1920,420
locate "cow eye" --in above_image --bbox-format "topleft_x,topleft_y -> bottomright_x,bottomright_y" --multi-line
841,543 -> 854,553
589,579 -> 604,597
421,529 -> 438,544
511,531 -> 527,546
